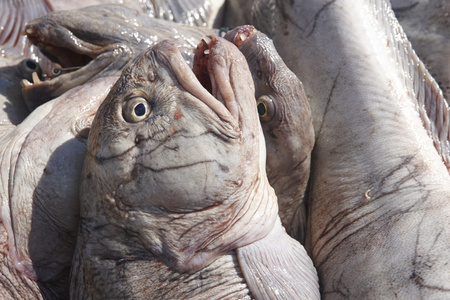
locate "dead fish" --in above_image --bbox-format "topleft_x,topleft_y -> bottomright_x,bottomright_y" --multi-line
391,0 -> 450,100
223,25 -> 315,242
71,37 -> 319,299
0,76 -> 118,299
225,0 -> 450,298
21,4 -> 217,110
0,20 -> 315,299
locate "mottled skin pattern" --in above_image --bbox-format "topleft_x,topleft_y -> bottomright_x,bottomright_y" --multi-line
71,38 -> 277,298
1,11 -> 317,298
224,25 -> 314,242
71,36 -> 319,299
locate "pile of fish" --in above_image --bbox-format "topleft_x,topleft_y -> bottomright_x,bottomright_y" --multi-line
0,0 -> 448,299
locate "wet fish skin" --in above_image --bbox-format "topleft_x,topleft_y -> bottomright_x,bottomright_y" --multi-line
0,76 -> 118,299
224,25 -> 315,242
225,0 -> 450,298
71,37 -> 270,298
71,38 -> 318,299
47,0 -> 225,28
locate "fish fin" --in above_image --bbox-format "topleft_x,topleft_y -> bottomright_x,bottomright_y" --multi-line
0,0 -> 53,59
138,0 -> 224,27
368,0 -> 450,172
237,217 -> 319,300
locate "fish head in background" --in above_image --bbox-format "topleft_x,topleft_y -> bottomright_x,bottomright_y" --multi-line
21,4 -> 216,111
224,25 -> 315,241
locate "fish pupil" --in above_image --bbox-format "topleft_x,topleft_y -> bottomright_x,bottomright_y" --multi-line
134,103 -> 146,116
257,102 -> 267,116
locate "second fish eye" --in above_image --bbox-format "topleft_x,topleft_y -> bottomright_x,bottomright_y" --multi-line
123,96 -> 151,123
256,95 -> 276,122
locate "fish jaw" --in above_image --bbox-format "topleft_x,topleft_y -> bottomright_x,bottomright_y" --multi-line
22,19 -> 133,111
79,38 -> 277,274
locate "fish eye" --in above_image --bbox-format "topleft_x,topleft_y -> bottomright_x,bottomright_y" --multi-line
256,95 -> 276,122
122,96 -> 151,123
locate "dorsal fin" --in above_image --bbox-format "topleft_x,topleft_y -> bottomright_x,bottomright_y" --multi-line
0,0 -> 53,59
367,0 -> 450,172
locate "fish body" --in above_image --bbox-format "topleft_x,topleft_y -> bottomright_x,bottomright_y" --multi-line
225,0 -> 450,298
71,38 -> 318,299
0,76 -> 117,299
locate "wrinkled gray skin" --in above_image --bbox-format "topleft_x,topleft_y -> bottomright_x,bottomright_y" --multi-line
225,0 -> 450,298
22,4 -> 217,110
71,38 -> 318,299
0,77 -> 118,299
391,0 -> 450,100
224,25 -> 314,242
1,9 -> 317,298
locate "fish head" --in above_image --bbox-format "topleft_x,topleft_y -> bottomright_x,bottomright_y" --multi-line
224,25 -> 314,178
87,37 -> 262,212
21,5 -> 141,110
82,38 -> 276,272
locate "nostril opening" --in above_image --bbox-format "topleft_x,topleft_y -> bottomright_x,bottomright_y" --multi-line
25,59 -> 38,71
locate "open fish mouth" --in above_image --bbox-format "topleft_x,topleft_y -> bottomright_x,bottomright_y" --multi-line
156,37 -> 241,132
20,20 -> 132,111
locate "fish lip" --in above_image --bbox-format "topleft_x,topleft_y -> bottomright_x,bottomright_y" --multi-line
155,39 -> 240,133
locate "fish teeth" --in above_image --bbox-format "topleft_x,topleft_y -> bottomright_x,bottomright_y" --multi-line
32,72 -> 41,84
25,27 -> 35,35
238,33 -> 247,42
20,79 -> 32,88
